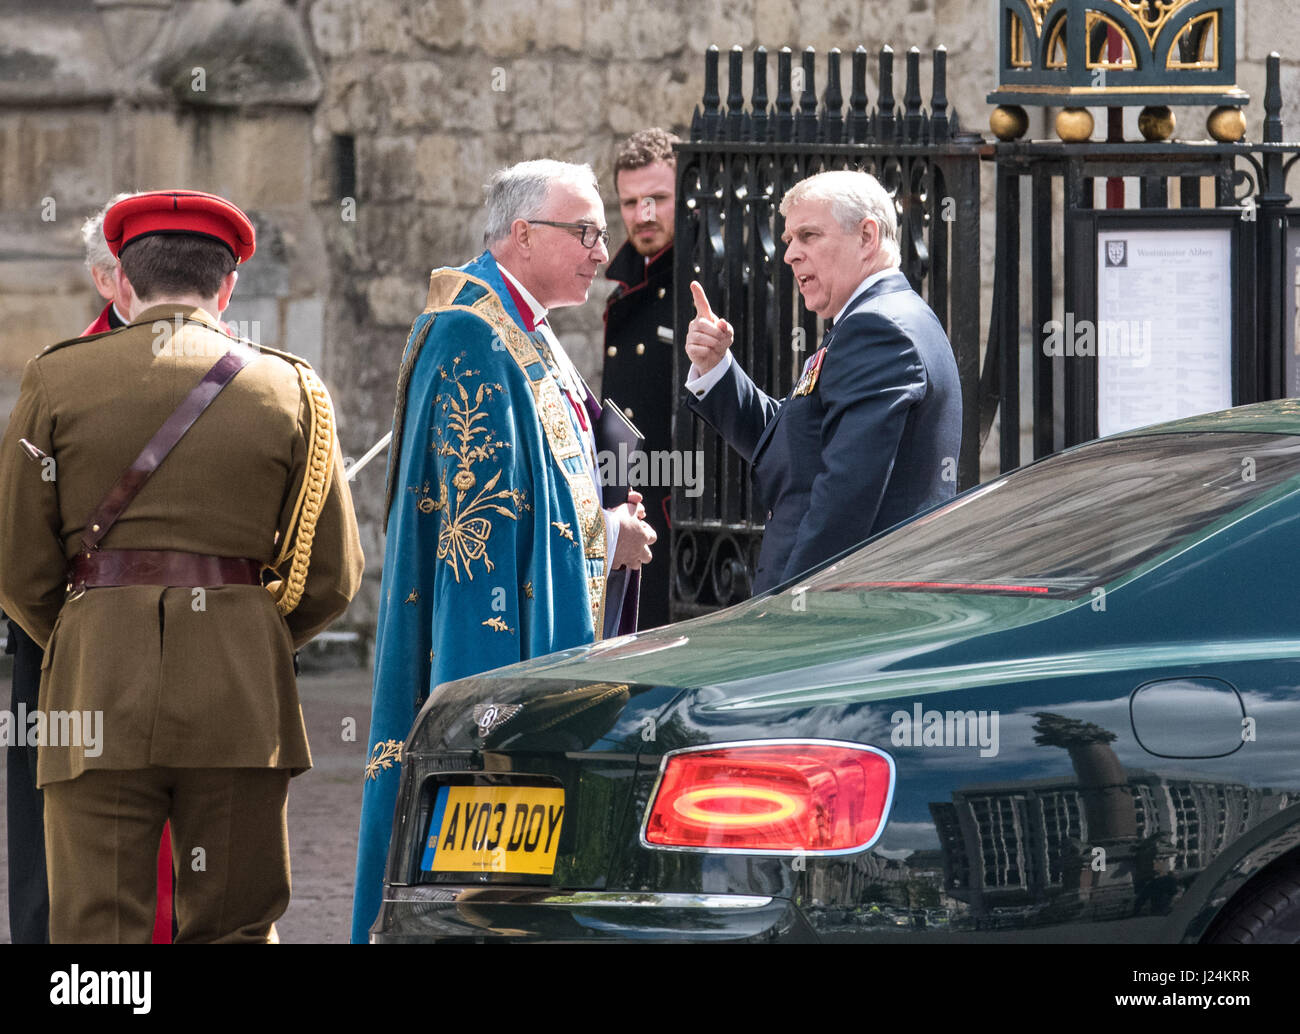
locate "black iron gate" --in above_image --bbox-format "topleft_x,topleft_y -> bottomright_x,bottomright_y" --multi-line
670,43 -> 985,620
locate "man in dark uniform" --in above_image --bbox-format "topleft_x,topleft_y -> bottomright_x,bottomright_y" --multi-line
0,189 -> 363,942
601,128 -> 681,628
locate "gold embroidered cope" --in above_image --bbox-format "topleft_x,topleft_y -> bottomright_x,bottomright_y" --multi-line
415,270 -> 608,630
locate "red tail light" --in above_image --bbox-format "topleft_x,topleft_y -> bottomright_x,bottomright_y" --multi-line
642,741 -> 895,854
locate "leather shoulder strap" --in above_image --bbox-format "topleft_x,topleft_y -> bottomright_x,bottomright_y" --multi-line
79,349 -> 256,554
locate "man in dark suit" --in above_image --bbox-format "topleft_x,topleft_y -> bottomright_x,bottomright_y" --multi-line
684,169 -> 961,594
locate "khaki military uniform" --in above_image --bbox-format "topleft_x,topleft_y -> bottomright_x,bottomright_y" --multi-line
0,303 -> 364,942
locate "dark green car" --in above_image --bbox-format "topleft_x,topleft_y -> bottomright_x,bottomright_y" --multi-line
372,399 -> 1300,942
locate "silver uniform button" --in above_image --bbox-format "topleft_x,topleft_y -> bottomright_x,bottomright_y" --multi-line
636,343 -> 645,355
606,346 -> 617,357
657,287 -> 666,299
624,407 -> 634,419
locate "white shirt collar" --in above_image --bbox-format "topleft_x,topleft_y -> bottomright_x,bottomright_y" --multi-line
497,263 -> 547,326
834,267 -> 900,324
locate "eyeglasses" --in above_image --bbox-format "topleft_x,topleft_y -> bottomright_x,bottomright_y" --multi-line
527,220 -> 609,250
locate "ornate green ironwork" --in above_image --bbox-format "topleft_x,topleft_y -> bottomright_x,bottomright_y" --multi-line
989,0 -> 1246,108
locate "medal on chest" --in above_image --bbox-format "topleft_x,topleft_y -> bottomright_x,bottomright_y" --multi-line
793,345 -> 827,398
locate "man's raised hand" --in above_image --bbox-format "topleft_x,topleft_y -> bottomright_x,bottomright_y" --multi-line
685,280 -> 733,376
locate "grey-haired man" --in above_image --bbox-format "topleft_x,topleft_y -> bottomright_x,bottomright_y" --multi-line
685,169 -> 962,594
352,159 -> 657,941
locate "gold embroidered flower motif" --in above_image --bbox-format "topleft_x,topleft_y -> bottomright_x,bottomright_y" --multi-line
552,521 -> 575,542
411,479 -> 443,513
522,581 -> 534,599
364,739 -> 403,781
482,616 -> 514,634
540,392 -> 571,445
432,358 -> 526,582
404,589 -> 419,604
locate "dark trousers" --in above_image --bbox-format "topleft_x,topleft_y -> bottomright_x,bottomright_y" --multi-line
4,618 -> 48,944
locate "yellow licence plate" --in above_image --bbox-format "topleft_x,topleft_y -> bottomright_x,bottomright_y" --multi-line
421,785 -> 566,875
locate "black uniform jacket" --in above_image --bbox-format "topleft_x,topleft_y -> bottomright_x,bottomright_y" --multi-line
602,241 -> 677,627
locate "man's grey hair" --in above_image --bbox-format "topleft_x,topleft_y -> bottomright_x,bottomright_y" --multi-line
779,170 -> 901,267
482,160 -> 600,247
80,192 -> 136,275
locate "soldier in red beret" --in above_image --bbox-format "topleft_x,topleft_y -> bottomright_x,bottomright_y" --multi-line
84,191 -> 179,945
0,189 -> 364,943
3,191 -> 175,945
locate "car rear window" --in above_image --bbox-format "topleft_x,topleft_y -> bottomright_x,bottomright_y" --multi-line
805,432 -> 1300,598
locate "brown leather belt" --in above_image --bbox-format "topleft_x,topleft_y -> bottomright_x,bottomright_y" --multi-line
67,549 -> 263,591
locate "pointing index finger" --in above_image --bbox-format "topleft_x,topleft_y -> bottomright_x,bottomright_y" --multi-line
689,280 -> 716,323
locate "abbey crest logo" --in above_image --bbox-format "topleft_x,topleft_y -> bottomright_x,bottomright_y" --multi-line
473,702 -> 522,738
1105,240 -> 1128,267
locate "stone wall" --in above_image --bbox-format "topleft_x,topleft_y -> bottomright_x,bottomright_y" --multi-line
3,0 -> 1300,641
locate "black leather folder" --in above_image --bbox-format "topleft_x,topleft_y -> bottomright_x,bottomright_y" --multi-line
594,399 -> 645,507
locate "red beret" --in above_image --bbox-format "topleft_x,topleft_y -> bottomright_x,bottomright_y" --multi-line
103,189 -> 256,263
